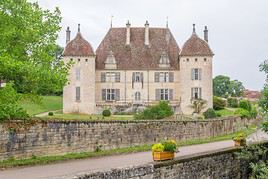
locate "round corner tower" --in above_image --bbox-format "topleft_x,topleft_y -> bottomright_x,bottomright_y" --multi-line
62,24 -> 96,114
179,24 -> 214,114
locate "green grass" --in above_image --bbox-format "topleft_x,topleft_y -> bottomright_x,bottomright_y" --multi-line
0,125 -> 257,169
215,108 -> 238,117
42,113 -> 134,121
20,96 -> 62,116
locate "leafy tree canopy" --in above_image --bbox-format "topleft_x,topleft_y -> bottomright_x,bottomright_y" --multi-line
213,75 -> 245,98
0,0 -> 69,95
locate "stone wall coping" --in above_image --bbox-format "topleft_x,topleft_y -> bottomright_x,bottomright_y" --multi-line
153,146 -> 241,168
3,116 -> 244,124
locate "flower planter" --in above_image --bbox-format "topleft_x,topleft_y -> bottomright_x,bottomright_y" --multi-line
234,139 -> 246,146
152,151 -> 174,161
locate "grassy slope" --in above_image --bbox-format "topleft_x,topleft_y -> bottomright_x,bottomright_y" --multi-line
20,96 -> 63,116
215,108 -> 238,117
0,125 -> 257,168
43,113 -> 134,120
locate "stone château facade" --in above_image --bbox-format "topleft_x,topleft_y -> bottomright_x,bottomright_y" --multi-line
62,22 -> 214,114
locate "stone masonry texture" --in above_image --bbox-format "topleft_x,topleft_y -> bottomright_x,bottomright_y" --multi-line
0,117 -> 256,160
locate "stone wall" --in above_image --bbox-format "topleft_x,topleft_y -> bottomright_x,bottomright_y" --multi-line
0,117 -> 256,160
70,147 -> 247,179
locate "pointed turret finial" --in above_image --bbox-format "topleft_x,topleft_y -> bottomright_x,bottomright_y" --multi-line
126,20 -> 130,26
192,24 -> 196,34
166,16 -> 169,28
204,25 -> 208,42
78,24 -> 80,33
110,15 -> 114,28
145,20 -> 149,26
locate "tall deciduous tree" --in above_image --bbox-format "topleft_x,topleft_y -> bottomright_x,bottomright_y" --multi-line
213,75 -> 245,98
0,0 -> 69,95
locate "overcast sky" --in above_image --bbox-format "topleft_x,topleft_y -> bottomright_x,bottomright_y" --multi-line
32,0 -> 268,90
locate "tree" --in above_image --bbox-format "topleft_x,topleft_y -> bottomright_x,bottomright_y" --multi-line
0,0 -> 69,95
213,75 -> 231,97
213,75 -> 245,98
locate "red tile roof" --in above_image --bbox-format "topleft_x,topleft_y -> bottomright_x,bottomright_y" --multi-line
95,27 -> 180,70
63,32 -> 94,57
244,90 -> 261,100
180,33 -> 213,56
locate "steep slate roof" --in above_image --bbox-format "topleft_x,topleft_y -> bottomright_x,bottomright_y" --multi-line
180,33 -> 214,56
63,32 -> 94,57
95,27 -> 180,70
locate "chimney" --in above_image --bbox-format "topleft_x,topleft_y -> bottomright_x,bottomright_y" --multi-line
144,20 -> 149,45
66,26 -> 71,44
204,26 -> 208,42
126,20 -> 131,45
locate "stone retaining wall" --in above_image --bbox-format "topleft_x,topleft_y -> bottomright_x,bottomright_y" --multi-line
70,147 -> 248,179
0,117 -> 256,160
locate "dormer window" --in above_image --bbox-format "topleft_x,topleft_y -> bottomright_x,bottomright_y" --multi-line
105,50 -> 117,69
159,52 -> 170,68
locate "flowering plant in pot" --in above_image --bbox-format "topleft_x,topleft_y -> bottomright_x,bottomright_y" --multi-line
233,132 -> 246,146
152,140 -> 177,161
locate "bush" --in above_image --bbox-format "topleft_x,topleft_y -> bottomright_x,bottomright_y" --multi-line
162,140 -> 177,152
48,112 -> 54,116
234,108 -> 251,119
203,108 -> 217,119
250,106 -> 258,119
102,109 -> 111,117
152,143 -> 164,152
134,101 -> 174,120
213,96 -> 226,110
239,100 -> 252,112
227,97 -> 239,108
0,104 -> 29,121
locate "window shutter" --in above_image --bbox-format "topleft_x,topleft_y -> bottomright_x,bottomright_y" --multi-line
141,72 -> 144,88
101,72 -> 106,82
115,89 -> 120,101
191,69 -> 194,80
155,72 -> 160,82
132,72 -> 135,88
76,87 -> 81,101
169,72 -> 174,82
191,88 -> 193,99
199,69 -> 202,80
102,89 -> 106,101
115,72 -> 120,82
155,89 -> 160,100
169,89 -> 173,100
199,88 -> 202,99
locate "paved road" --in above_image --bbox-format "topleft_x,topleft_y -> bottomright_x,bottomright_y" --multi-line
0,140 -> 235,179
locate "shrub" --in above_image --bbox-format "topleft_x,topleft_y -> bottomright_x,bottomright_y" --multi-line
227,97 -> 239,108
250,106 -> 258,119
0,104 -> 29,121
152,143 -> 164,152
102,109 -> 111,117
203,108 -> 217,119
234,108 -> 251,119
48,112 -> 54,116
239,100 -> 252,112
213,96 -> 226,110
162,140 -> 177,152
233,132 -> 246,141
134,101 -> 173,120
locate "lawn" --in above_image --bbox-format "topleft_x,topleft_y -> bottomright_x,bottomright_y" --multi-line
43,112 -> 134,121
20,96 -> 63,116
215,108 -> 238,117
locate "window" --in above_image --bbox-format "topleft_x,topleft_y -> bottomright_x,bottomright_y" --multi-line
76,87 -> 81,101
191,68 -> 202,80
155,72 -> 174,82
132,72 -> 143,83
101,72 -> 120,82
186,58 -> 189,62
135,92 -> 141,101
204,58 -> 207,62
102,89 -> 120,101
85,59 -> 88,62
76,68 -> 81,81
155,89 -> 173,101
191,87 -> 202,99
78,58 -> 80,62
195,58 -> 198,62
